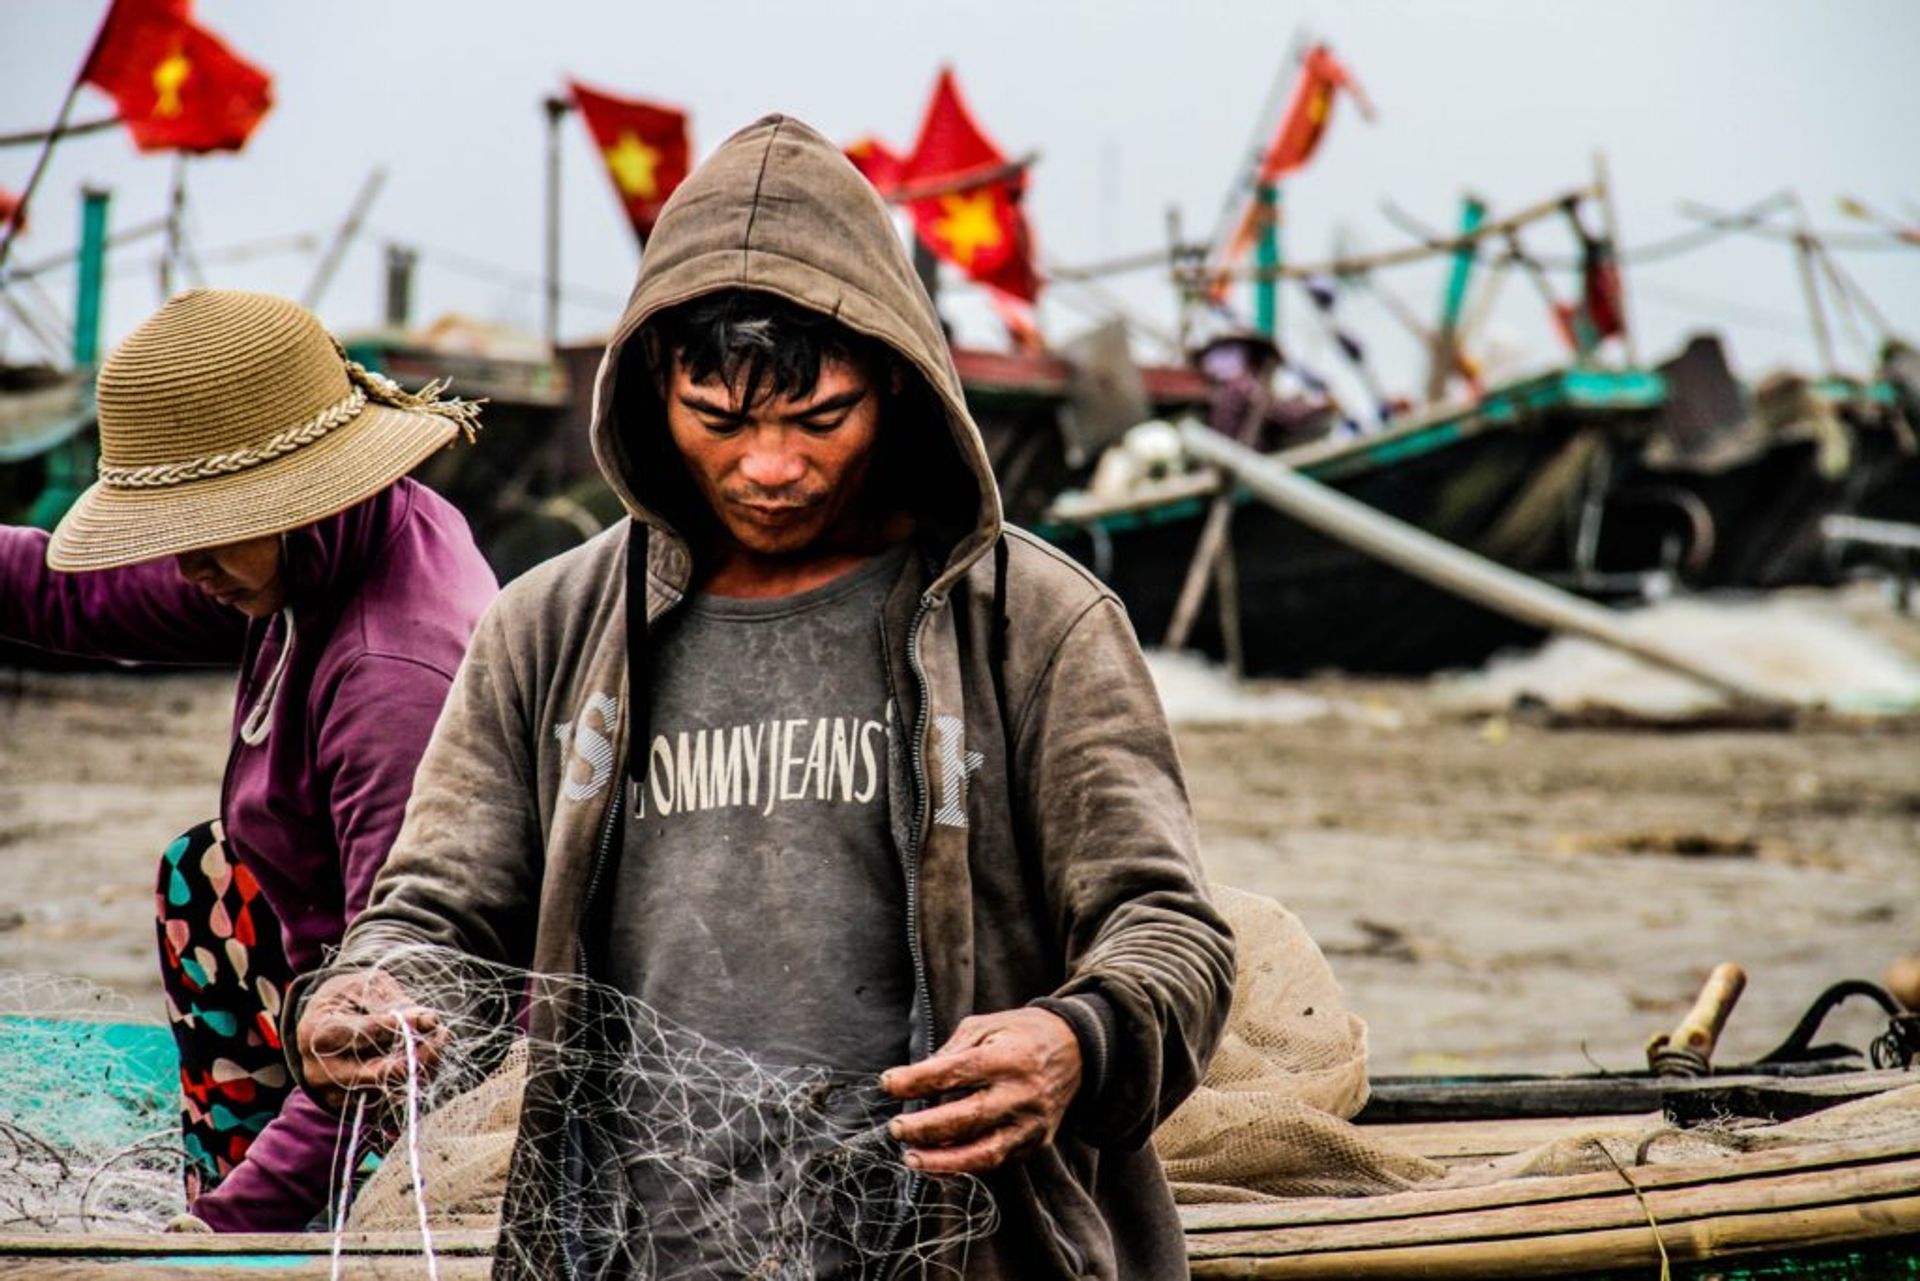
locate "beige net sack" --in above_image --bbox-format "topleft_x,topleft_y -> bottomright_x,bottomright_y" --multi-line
1152,884 -> 1444,1201
347,1038 -> 527,1231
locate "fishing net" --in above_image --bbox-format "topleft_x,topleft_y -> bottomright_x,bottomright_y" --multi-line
0,974 -> 184,1232
1157,885 -> 1920,1206
309,943 -> 997,1279
1153,885 -> 1446,1200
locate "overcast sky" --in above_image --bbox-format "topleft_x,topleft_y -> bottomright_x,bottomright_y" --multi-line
5,0 -> 1917,407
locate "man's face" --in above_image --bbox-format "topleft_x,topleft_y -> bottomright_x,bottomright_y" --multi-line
175,535 -> 287,619
663,354 -> 883,559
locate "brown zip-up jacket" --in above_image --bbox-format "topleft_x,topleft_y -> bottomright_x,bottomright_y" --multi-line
322,114 -> 1234,1279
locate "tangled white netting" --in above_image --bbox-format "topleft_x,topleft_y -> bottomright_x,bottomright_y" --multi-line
0,975 -> 185,1231
0,947 -> 997,1278
312,943 -> 997,1279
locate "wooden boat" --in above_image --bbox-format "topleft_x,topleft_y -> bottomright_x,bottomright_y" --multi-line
950,341 -> 1213,525
1588,335 -> 1913,592
1035,366 -> 1666,676
0,364 -> 92,530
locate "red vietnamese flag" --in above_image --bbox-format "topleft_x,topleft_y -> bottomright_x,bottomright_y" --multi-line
844,135 -> 906,195
569,80 -> 690,244
1258,44 -> 1371,185
82,0 -> 272,154
1212,44 -> 1372,295
895,68 -> 1040,303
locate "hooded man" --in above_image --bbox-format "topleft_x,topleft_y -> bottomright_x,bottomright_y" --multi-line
294,114 -> 1233,1279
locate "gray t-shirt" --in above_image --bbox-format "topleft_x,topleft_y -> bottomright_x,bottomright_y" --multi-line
600,547 -> 916,1276
606,542 -> 914,1069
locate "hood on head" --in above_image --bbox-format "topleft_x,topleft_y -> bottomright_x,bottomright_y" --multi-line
588,113 -> 1001,593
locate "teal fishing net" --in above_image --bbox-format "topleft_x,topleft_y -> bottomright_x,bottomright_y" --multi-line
0,975 -> 183,1230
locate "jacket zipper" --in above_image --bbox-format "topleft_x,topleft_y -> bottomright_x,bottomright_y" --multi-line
573,782 -> 626,978
870,590 -> 937,1281
902,590 -> 938,1059
561,775 -> 625,1281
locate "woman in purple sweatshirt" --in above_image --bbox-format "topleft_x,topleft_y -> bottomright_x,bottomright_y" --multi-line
0,290 -> 498,1231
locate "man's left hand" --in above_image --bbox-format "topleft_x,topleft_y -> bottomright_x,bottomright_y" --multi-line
880,1007 -> 1081,1174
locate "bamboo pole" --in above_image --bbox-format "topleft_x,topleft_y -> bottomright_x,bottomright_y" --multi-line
1182,1126 -> 1920,1233
0,66 -> 90,278
159,154 -> 188,300
1054,185 -> 1597,287
1214,525 -> 1244,677
1591,151 -> 1638,366
1207,28 -> 1311,262
1185,1165 -> 1920,1260
1795,230 -> 1838,377
300,166 -> 386,311
1186,1195 -> 1920,1279
0,114 -> 116,149
882,152 -> 1039,205
541,94 -> 572,350
1425,195 -> 1487,403
1163,491 -> 1236,652
1178,426 -> 1796,710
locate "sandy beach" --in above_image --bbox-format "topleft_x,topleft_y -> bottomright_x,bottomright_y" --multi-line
4,591 -> 1917,1077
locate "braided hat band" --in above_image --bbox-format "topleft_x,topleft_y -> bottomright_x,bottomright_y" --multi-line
96,360 -> 484,490
46,290 -> 487,573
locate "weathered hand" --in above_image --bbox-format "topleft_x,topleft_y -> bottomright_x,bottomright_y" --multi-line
295,970 -> 447,1111
880,1007 -> 1082,1175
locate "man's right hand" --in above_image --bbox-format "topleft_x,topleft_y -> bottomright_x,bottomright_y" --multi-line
295,970 -> 448,1111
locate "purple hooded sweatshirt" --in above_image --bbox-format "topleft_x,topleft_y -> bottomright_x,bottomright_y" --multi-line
0,477 -> 497,1230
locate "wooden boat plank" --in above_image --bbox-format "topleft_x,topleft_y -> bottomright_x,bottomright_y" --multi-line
0,1231 -> 493,1279
1359,1113 -> 1662,1161
0,1230 -> 493,1257
1360,1066 -> 1916,1122
0,1258 -> 492,1279
1187,1194 -> 1920,1278
1180,1130 -> 1920,1232
1185,1158 -> 1920,1258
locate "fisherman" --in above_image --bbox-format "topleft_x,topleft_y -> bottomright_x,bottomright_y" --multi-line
1195,330 -> 1337,452
0,289 -> 497,1231
294,114 -> 1234,1278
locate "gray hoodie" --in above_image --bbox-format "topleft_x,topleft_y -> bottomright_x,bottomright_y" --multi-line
323,114 -> 1233,1279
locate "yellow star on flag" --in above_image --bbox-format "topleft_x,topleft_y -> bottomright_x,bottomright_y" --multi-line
152,46 -> 191,118
1307,86 -> 1331,125
930,189 -> 1004,267
604,132 -> 662,200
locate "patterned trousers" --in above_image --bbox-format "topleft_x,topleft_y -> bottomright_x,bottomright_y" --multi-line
154,820 -> 294,1202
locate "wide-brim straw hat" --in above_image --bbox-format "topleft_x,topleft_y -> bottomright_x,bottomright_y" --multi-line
47,289 -> 481,572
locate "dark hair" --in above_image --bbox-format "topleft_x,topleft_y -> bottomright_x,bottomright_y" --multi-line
644,290 -> 886,408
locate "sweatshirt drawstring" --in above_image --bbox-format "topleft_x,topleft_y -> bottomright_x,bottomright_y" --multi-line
239,608 -> 296,747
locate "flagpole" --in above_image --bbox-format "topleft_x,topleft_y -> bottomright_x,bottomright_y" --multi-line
1591,150 -> 1637,366
542,93 -> 574,352
1211,26 -> 1309,257
300,166 -> 386,311
0,115 -> 117,150
0,66 -> 93,280
160,154 -> 187,299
